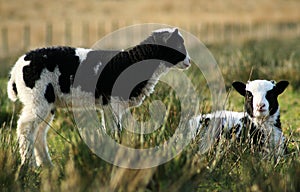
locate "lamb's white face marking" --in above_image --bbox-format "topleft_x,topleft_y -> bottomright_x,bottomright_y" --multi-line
246,80 -> 275,118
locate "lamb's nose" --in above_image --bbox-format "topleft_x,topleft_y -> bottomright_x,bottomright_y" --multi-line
257,103 -> 266,110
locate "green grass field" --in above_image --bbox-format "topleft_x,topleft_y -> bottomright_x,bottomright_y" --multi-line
0,35 -> 299,191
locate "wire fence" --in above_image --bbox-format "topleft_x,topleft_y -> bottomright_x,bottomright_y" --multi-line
1,21 -> 300,58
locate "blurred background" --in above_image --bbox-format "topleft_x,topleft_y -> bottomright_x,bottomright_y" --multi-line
1,0 -> 300,55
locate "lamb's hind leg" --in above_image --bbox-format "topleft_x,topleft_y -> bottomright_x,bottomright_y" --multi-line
17,106 -> 46,167
34,109 -> 55,167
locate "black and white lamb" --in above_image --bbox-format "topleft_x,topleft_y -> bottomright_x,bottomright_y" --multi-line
7,28 -> 191,166
189,80 -> 289,158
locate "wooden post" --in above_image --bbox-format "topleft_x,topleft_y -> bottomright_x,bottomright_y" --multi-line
97,21 -> 104,40
65,20 -> 72,45
23,24 -> 30,50
46,23 -> 53,46
82,21 -> 89,46
1,26 -> 9,54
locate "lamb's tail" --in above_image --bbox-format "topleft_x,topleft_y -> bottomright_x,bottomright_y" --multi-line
7,73 -> 18,102
7,56 -> 23,102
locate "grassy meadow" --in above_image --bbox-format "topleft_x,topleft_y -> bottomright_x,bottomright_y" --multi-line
0,0 -> 300,191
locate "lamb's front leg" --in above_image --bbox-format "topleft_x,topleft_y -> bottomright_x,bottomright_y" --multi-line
102,104 -> 124,139
99,109 -> 107,131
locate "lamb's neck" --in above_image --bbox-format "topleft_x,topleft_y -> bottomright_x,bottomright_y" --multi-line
140,35 -> 155,45
127,44 -> 171,66
126,44 -> 177,107
104,44 -> 165,78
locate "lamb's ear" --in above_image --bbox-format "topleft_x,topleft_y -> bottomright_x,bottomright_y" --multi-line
275,81 -> 289,95
170,28 -> 180,39
232,81 -> 246,96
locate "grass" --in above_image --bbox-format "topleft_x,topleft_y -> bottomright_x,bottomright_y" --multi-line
0,35 -> 299,191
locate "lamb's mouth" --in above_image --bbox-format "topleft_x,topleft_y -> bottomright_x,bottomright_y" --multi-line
254,110 -> 269,119
176,56 -> 191,69
176,62 -> 190,69
257,109 -> 267,113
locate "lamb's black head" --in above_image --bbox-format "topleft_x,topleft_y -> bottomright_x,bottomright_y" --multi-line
232,80 -> 289,119
144,28 -> 191,69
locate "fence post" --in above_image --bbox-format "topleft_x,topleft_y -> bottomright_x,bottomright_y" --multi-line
46,23 -> 53,46
97,21 -> 104,39
82,21 -> 89,46
1,26 -> 9,54
23,24 -> 30,50
65,20 -> 72,45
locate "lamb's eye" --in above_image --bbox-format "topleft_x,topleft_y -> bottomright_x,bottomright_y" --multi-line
246,94 -> 253,100
245,91 -> 253,100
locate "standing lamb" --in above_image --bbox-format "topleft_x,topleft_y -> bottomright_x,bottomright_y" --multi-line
7,28 -> 191,167
189,80 -> 289,158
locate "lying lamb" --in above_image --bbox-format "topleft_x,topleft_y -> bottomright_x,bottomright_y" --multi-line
7,28 -> 191,166
189,80 -> 289,158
